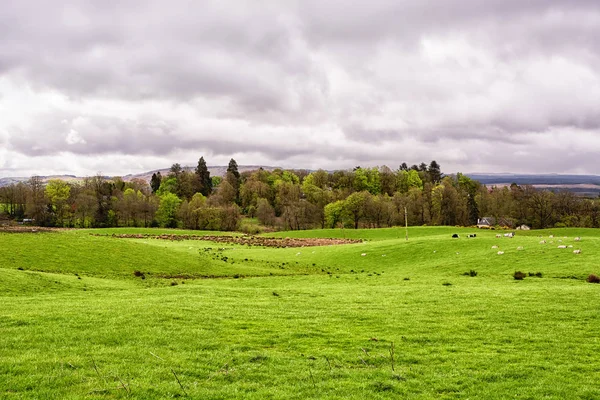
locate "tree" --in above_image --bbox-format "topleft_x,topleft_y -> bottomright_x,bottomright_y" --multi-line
226,158 -> 241,204
150,172 -> 162,193
26,176 -> 48,224
428,161 -> 442,184
256,198 -> 276,226
344,191 -> 369,229
156,192 -> 182,228
195,157 -> 212,196
45,179 -> 71,226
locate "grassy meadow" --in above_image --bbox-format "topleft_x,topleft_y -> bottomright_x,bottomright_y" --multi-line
1,226 -> 600,399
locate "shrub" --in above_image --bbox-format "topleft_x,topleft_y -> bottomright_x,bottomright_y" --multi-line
587,274 -> 600,284
133,270 -> 145,278
463,270 -> 477,277
513,271 -> 526,280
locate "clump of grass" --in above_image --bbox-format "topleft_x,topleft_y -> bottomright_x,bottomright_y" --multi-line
442,282 -> 452,286
272,291 -> 279,297
528,272 -> 543,278
170,281 -> 178,286
463,270 -> 477,277
514,271 -> 526,280
586,274 -> 600,284
133,270 -> 145,279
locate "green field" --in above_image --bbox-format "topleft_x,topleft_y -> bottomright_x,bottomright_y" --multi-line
1,226 -> 599,399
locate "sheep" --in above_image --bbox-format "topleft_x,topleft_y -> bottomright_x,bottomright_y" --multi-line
497,251 -> 504,255
452,234 -> 460,238
517,246 -> 524,250
549,235 -> 554,238
557,245 -> 567,249
361,253 -> 367,256
492,245 -> 499,249
573,249 -> 581,254
574,237 -> 581,242
496,234 -> 502,238
539,240 -> 546,244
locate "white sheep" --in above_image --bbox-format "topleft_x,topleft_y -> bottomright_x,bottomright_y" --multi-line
492,245 -> 498,249
573,249 -> 581,254
497,251 -> 504,255
558,245 -> 567,249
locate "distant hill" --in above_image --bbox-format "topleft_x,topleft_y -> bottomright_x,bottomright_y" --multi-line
466,174 -> 600,197
0,166 -> 279,187
2,170 -> 600,196
122,165 -> 279,183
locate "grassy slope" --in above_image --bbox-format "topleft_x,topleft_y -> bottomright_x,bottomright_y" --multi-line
1,227 -> 599,399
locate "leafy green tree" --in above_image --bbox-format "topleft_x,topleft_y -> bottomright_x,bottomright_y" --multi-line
45,179 -> 71,226
156,177 -> 178,195
344,191 -> 369,229
324,200 -> 347,228
156,192 -> 182,228
353,167 -> 381,195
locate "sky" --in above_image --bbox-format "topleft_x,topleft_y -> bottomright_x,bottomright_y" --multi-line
1,0 -> 600,178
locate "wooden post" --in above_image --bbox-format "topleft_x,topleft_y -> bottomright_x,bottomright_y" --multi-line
405,207 -> 408,241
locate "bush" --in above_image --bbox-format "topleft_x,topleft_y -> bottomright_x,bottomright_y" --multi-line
513,271 -> 526,280
587,274 -> 600,284
463,270 -> 477,277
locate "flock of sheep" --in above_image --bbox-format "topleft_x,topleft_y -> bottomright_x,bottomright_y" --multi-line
491,233 -> 582,255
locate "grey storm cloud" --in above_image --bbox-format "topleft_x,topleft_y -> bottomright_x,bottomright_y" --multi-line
1,0 -> 600,176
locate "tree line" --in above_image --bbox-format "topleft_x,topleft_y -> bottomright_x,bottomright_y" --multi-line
1,157 -> 599,231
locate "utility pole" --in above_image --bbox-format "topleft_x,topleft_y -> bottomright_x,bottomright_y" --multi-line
405,206 -> 408,241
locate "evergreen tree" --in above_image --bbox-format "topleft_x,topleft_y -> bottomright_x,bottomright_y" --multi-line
227,158 -> 240,181
226,158 -> 241,204
428,160 -> 442,184
195,157 -> 212,196
150,172 -> 162,193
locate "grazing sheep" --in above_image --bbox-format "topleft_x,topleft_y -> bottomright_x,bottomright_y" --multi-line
361,253 -> 367,256
492,245 -> 499,249
496,234 -> 502,238
504,232 -> 515,238
452,234 -> 460,238
497,251 -> 504,255
573,249 -> 581,254
549,235 -> 554,238
558,245 -> 567,249
468,234 -> 477,238
517,246 -> 524,250
574,237 -> 581,242
539,240 -> 546,244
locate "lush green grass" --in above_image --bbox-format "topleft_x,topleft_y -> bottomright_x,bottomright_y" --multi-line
1,226 -> 600,399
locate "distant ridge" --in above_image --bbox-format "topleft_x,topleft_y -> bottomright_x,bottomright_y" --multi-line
0,166 -> 279,187
2,171 -> 600,196
465,173 -> 600,196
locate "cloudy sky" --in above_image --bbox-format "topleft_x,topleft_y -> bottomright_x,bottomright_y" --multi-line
1,0 -> 600,177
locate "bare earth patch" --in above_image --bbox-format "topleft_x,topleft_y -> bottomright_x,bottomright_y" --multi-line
0,226 -> 64,233
97,233 -> 363,248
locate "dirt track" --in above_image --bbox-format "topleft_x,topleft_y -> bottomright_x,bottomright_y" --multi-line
99,233 -> 362,248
